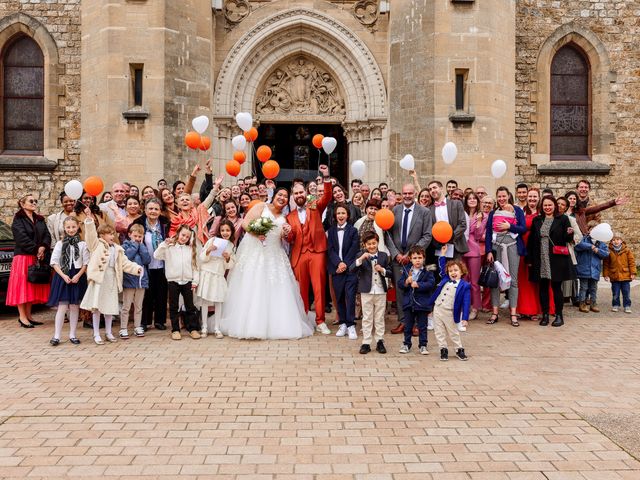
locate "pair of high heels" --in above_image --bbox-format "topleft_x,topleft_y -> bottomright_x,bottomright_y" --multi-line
18,318 -> 43,328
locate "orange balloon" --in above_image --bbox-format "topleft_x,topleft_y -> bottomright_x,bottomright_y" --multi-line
432,221 -> 453,244
233,151 -> 246,164
225,160 -> 241,177
244,127 -> 258,142
185,131 -> 201,149
262,160 -> 280,179
312,134 -> 324,149
247,199 -> 262,212
199,136 -> 211,151
256,145 -> 272,163
375,208 -> 395,231
83,176 -> 104,197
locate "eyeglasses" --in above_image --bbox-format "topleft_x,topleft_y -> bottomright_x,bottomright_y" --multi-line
26,199 -> 38,204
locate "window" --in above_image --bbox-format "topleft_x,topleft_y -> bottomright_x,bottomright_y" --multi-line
1,35 -> 44,154
131,64 -> 143,107
455,70 -> 468,111
550,44 -> 590,160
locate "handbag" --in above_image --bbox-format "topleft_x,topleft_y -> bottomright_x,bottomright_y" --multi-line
27,261 -> 51,284
549,238 -> 569,256
478,263 -> 499,289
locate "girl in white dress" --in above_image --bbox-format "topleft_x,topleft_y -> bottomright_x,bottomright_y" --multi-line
197,219 -> 236,338
220,188 -> 315,340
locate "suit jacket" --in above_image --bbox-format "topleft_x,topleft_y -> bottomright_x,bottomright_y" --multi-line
429,198 -> 469,254
327,223 -> 359,275
397,266 -> 436,312
349,250 -> 390,293
427,256 -> 471,323
385,203 -> 433,258
286,180 -> 333,268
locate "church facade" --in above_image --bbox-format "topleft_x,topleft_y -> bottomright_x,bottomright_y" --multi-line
0,0 -> 637,240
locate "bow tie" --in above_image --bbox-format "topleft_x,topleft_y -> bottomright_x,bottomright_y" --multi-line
369,255 -> 378,260
449,280 -> 458,284
337,225 -> 346,230
435,201 -> 446,207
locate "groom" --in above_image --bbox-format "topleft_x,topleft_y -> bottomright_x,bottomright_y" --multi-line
286,164 -> 333,334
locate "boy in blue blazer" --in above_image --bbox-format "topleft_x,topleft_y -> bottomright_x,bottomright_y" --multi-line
428,246 -> 471,361
327,204 -> 360,340
397,246 -> 435,355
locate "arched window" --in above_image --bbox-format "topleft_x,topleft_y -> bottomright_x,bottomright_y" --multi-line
550,44 -> 590,160
1,35 -> 44,154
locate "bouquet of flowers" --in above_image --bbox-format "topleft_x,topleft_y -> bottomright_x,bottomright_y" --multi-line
247,216 -> 275,245
306,194 -> 317,210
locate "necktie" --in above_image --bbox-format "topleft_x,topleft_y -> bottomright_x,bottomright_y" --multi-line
435,201 -> 446,207
401,208 -> 411,251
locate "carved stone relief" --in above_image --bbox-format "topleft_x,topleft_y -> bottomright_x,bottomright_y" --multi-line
353,0 -> 379,31
255,57 -> 346,117
223,0 -> 250,30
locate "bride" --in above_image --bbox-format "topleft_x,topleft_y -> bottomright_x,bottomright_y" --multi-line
219,187 -> 315,339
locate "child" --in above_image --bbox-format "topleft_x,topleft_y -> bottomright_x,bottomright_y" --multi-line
575,220 -> 609,313
327,204 -> 359,340
47,217 -> 90,346
349,230 -> 390,354
428,246 -> 471,361
120,223 -> 151,339
603,233 -> 636,313
154,225 -> 201,340
80,211 -> 143,345
397,246 -> 435,355
197,219 -> 235,338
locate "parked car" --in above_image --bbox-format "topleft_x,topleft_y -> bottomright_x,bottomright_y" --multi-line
0,219 -> 15,305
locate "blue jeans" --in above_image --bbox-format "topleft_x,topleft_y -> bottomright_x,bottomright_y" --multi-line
578,278 -> 598,304
611,281 -> 631,308
403,309 -> 428,348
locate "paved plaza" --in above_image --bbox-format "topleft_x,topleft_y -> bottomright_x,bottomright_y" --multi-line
0,283 -> 639,479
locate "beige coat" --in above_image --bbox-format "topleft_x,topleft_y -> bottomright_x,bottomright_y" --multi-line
84,219 -> 142,292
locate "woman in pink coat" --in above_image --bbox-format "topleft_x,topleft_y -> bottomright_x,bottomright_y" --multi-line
463,192 -> 487,322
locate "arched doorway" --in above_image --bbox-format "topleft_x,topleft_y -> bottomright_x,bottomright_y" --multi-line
213,7 -> 388,185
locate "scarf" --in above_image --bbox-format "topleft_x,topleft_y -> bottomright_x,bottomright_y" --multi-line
146,219 -> 161,251
60,234 -> 81,275
612,243 -> 623,253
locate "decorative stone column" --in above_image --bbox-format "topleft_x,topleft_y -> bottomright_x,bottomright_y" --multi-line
343,119 -> 388,185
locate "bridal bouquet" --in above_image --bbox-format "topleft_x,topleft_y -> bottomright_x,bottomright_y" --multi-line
306,194 -> 317,210
247,217 -> 275,245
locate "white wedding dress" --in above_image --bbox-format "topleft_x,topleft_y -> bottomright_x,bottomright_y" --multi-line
220,205 -> 315,339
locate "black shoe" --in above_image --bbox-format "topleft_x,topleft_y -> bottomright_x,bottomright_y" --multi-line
69,338 -> 81,345
28,319 -> 44,326
18,319 -> 34,329
539,313 -> 549,326
359,344 -> 371,354
325,305 -> 332,314
49,338 -> 60,346
551,314 -> 564,327
440,348 -> 448,361
83,321 -> 92,329
376,340 -> 387,354
456,348 -> 468,361
155,324 -> 167,330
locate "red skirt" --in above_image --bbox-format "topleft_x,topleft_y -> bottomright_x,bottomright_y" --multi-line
5,254 -> 51,306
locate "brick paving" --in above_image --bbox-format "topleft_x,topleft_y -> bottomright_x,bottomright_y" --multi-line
0,284 -> 639,479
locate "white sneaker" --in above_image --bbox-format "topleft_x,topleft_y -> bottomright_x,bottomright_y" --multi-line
105,333 -> 117,343
119,329 -> 129,339
134,327 -> 145,337
427,316 -> 434,331
336,324 -> 348,337
316,322 -> 331,335
94,336 -> 104,345
457,323 -> 467,332
200,329 -> 208,338
625,307 -> 632,314
611,307 -> 619,312
399,344 -> 410,354
214,330 -> 223,339
500,299 -> 509,309
347,325 -> 358,340
419,346 -> 429,355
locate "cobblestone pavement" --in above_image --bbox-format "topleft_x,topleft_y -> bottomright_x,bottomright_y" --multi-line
0,285 -> 638,479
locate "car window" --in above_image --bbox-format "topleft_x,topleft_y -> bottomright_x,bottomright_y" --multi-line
0,220 -> 14,242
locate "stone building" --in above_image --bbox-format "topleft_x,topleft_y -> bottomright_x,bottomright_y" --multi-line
0,0 -> 636,242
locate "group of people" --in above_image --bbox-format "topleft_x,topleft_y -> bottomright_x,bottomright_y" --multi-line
5,162 -> 636,361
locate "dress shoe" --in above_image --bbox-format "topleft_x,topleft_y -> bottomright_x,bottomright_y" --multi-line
551,315 -> 564,327
83,321 -> 93,329
390,323 -> 404,334
155,323 -> 167,330
539,313 -> 549,326
69,337 -> 81,345
28,319 -> 43,326
578,302 -> 589,313
376,340 -> 387,354
359,344 -> 371,354
590,303 -> 600,313
171,331 -> 182,340
49,338 -> 60,346
190,330 -> 201,339
18,319 -> 34,329
325,305 -> 332,313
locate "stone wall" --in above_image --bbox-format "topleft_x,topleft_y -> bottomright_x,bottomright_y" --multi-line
515,1 -> 640,246
0,0 -> 81,223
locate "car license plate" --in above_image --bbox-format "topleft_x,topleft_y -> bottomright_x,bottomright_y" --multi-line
0,263 -> 11,273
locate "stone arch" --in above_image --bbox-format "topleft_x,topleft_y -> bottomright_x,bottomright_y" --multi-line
531,23 -> 614,170
213,7 -> 388,180
0,13 -> 64,166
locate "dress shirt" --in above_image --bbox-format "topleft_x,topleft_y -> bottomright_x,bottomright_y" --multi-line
336,223 -> 346,261
434,198 -> 449,223
297,207 -> 307,225
401,203 -> 415,237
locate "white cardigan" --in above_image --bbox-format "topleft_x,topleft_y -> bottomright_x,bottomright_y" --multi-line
154,241 -> 199,284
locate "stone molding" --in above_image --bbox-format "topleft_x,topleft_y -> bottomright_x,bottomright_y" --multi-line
353,1 -> 379,32
223,0 -> 251,31
531,23 -> 614,172
0,12 -> 65,167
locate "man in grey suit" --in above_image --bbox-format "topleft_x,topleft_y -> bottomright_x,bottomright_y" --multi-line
385,183 -> 433,333
427,180 -> 469,257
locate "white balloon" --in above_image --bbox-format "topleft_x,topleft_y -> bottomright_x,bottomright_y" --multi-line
399,154 -> 415,171
491,159 -> 507,178
64,180 -> 83,200
322,137 -> 337,155
590,223 -> 614,243
231,134 -> 247,151
442,142 -> 458,165
235,112 -> 253,132
351,160 -> 366,178
191,115 -> 209,134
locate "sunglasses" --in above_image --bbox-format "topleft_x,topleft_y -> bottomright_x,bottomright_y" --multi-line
26,199 -> 38,204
